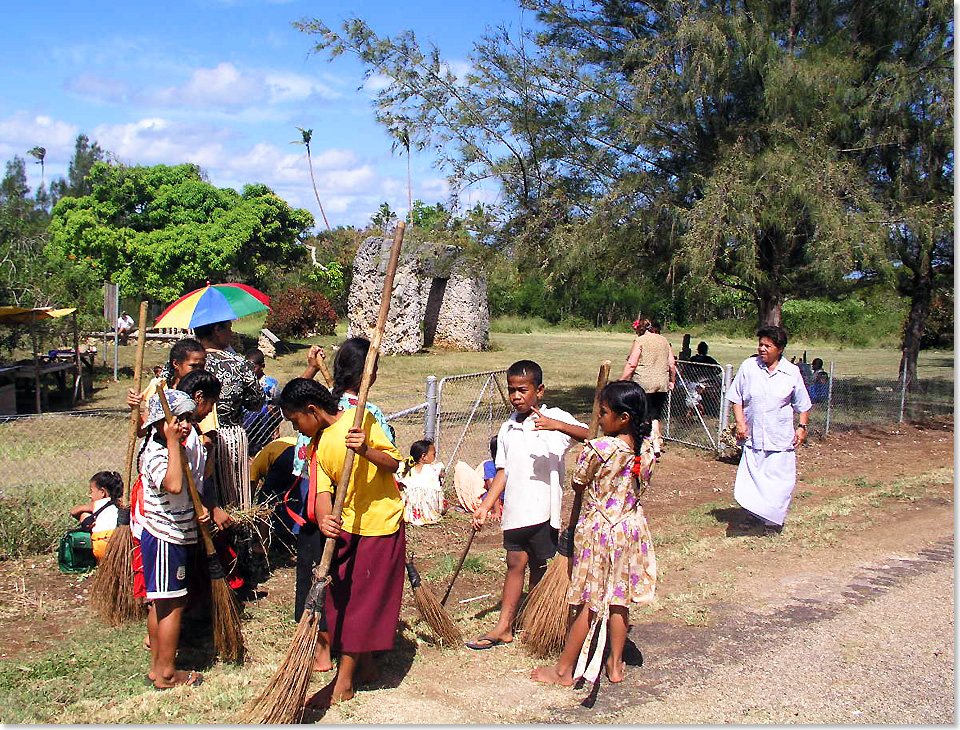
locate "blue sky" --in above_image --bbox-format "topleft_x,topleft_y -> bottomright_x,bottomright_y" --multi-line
0,0 -> 527,229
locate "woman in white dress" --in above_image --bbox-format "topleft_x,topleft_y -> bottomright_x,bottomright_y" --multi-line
726,325 -> 811,534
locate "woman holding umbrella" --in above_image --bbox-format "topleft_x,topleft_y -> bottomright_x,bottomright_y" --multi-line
193,319 -> 264,507
154,284 -> 270,509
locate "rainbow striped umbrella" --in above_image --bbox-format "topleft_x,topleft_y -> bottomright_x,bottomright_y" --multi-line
154,283 -> 270,329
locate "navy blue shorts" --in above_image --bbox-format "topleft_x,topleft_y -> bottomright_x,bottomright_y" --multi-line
503,520 -> 558,562
140,530 -> 190,600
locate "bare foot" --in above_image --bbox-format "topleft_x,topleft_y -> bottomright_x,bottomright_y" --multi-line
153,670 -> 203,689
605,658 -> 625,683
355,654 -> 379,687
530,665 -> 574,686
305,679 -> 354,709
142,635 -> 151,650
313,648 -> 334,672
313,634 -> 333,672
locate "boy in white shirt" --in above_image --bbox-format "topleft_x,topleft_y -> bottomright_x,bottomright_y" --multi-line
468,360 -> 588,649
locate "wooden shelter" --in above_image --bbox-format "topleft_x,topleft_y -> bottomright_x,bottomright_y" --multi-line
0,306 -> 87,414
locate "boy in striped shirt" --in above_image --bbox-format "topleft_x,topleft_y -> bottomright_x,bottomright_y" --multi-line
140,389 -> 209,689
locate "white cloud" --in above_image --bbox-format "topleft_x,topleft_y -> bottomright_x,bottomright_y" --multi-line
362,73 -> 392,94
64,73 -> 131,104
141,62 -> 339,111
442,59 -> 474,82
92,118 -> 228,168
148,62 -> 263,109
0,112 -> 79,168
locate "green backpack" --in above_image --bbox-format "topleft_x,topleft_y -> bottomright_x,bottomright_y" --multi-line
58,529 -> 97,573
57,500 -> 114,574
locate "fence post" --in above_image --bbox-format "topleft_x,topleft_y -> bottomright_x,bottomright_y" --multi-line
424,375 -> 438,441
825,361 -> 835,436
719,364 -> 733,433
898,369 -> 908,424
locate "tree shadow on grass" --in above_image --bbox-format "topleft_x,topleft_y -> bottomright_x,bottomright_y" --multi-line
543,384 -> 597,420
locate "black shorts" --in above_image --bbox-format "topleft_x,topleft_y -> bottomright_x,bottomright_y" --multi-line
294,525 -> 327,631
646,391 -> 668,421
503,520 -> 559,562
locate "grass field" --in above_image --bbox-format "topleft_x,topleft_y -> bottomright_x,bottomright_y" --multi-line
80,314 -> 954,412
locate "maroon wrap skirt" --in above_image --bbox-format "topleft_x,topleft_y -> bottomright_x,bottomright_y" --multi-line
324,523 -> 405,653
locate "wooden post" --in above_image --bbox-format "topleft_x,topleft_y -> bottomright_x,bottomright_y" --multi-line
72,311 -> 81,404
30,315 -> 41,414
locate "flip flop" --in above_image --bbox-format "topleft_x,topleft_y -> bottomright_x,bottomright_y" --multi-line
466,637 -> 506,650
154,671 -> 203,690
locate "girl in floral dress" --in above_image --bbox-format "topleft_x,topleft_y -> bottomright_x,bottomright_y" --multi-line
532,380 -> 657,686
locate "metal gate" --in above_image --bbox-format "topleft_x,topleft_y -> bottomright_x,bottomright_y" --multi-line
663,360 -> 729,452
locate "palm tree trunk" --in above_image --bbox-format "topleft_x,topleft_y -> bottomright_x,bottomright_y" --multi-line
305,146 -> 331,230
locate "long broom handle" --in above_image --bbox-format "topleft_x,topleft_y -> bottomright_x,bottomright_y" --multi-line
313,223 -> 406,582
441,526 -> 477,606
122,301 -> 149,506
568,360 -> 612,527
317,358 -> 334,389
156,381 -> 218,557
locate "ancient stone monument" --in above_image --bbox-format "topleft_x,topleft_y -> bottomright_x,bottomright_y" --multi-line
347,236 -> 489,355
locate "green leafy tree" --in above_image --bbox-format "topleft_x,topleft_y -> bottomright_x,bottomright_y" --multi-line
298,0 -> 950,350
49,134 -> 106,202
47,162 -> 314,302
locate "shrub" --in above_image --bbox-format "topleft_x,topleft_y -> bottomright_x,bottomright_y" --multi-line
264,286 -> 337,339
0,483 -> 82,559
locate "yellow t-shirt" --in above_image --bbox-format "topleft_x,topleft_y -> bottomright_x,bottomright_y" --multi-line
250,437 -> 298,485
313,409 -> 403,536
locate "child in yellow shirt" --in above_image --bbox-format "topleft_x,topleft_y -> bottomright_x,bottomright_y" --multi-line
278,377 -> 403,707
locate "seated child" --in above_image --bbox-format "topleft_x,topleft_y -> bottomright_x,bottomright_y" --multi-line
69,471 -> 122,562
398,439 -> 445,525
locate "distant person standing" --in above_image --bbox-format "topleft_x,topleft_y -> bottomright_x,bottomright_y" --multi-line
726,325 -> 811,535
620,317 -> 676,458
688,341 -> 721,415
690,341 -> 719,367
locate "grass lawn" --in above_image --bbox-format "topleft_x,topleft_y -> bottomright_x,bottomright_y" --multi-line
80,315 -> 953,414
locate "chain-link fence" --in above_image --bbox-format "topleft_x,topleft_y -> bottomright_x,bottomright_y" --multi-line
663,360 -> 728,451
434,370 -> 511,491
0,409 -> 129,498
0,365 -> 951,495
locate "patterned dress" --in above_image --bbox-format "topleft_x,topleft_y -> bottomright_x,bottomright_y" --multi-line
567,435 -> 658,681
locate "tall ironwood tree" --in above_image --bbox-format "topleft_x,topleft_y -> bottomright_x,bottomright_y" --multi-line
297,0 -> 952,379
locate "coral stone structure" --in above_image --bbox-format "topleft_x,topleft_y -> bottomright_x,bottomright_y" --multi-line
347,236 -> 489,354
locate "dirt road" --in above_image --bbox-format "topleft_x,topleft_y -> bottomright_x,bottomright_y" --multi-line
303,422 -> 954,725
0,422 -> 951,724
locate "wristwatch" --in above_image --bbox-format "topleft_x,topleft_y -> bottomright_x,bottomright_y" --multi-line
797,424 -> 808,430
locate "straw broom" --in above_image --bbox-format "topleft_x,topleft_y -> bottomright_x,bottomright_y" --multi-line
157,381 -> 244,663
406,556 -> 462,644
518,360 -> 611,658
90,300 -> 149,626
245,223 -> 411,724
440,527 -> 477,607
